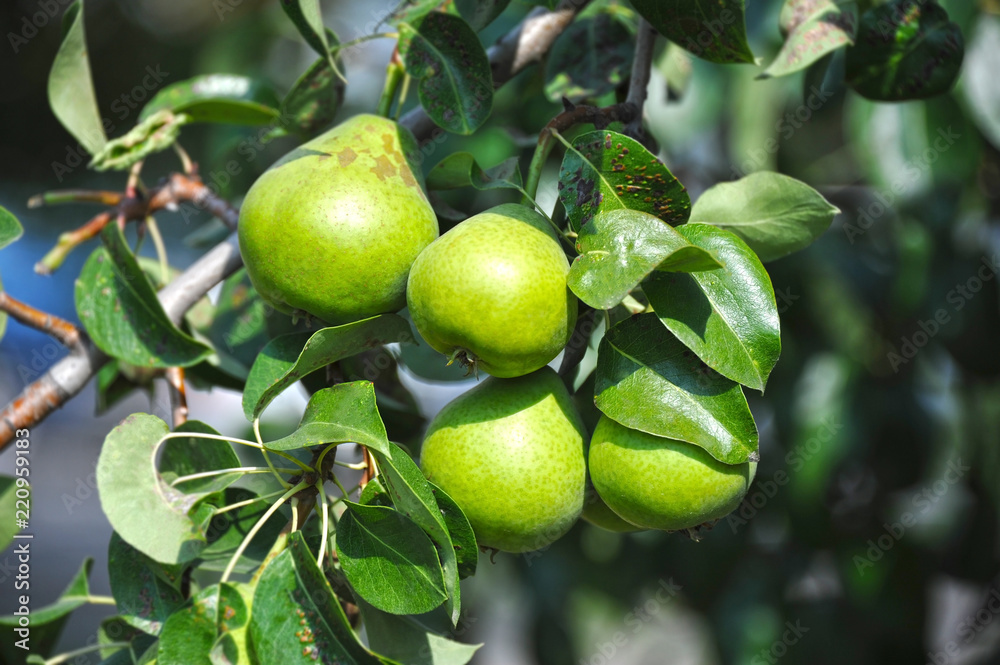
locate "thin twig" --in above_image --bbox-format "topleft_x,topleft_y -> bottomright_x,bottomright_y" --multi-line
0,292 -> 82,349
624,18 -> 657,140
28,190 -> 123,208
165,366 -> 188,428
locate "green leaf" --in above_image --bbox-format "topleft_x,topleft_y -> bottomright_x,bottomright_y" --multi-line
545,12 -> 634,102
426,152 -> 522,191
568,209 -> 722,310
47,0 -> 107,155
644,224 -> 781,392
242,314 -> 413,421
688,171 -> 839,262
158,583 -> 252,665
390,0 -> 512,32
281,51 -> 346,136
0,558 -> 91,662
107,532 -> 186,634
0,205 -> 24,250
630,0 -> 755,64
428,482 -> 478,579
97,617 -> 157,664
398,12 -> 493,134
0,476 -> 16,551
265,382 -> 391,454
280,0 -> 334,62
360,599 -> 481,665
558,130 -> 691,232
760,0 -> 857,78
594,313 -> 758,464
89,110 -> 191,172
159,420 -> 241,494
196,488 -> 288,574
372,442 -> 461,624
97,414 -> 214,564
845,0 -> 964,101
205,269 -> 270,377
139,74 -> 281,125
337,501 -> 448,615
75,225 -> 212,368
251,532 -> 382,665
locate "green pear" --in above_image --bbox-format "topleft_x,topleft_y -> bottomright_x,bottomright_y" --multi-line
238,114 -> 438,325
588,416 -> 756,531
581,483 -> 644,533
406,203 -> 577,378
419,367 -> 586,553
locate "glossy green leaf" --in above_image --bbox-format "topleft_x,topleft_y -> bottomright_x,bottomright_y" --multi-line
630,0 -> 755,64
139,74 -> 281,125
372,442 -> 461,624
281,51 -> 346,136
594,313 -> 759,464
280,0 -> 334,62
689,171 -> 839,262
568,209 -> 722,310
428,481 -> 478,579
75,225 -> 212,368
97,414 -> 214,564
159,420 -> 241,494
545,13 -> 634,102
398,12 -> 493,134
0,205 -> 23,250
337,501 -> 448,615
251,532 -> 382,665
761,0 -> 857,78
265,382 -> 391,454
107,532 -> 186,634
558,130 -> 691,232
845,0 -> 964,101
47,0 -> 107,155
158,583 -> 252,665
426,152 -> 522,191
242,313 -> 413,420
644,224 -> 781,391
197,488 -> 288,574
360,599 -> 481,665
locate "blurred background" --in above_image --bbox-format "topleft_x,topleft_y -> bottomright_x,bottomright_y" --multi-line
1,0 -> 1000,663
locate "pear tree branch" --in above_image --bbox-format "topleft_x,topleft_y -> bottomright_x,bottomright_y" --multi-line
0,0 -> 593,451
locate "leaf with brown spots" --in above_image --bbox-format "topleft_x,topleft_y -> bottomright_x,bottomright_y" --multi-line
281,48 -> 346,137
845,0 -> 964,101
398,12 -> 493,135
760,0 -> 857,79
558,130 -> 691,232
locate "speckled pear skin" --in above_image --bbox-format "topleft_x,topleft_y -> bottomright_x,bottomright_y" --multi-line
238,114 -> 438,325
406,203 -> 578,378
581,483 -> 644,533
419,367 -> 587,553
589,416 -> 756,531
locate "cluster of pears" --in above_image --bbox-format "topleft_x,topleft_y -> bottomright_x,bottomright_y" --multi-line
238,114 -> 755,553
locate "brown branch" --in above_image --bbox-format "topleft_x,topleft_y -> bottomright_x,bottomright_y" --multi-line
165,367 -> 188,428
624,18 -> 657,141
0,1 -> 590,451
34,173 -> 239,275
0,292 -> 82,349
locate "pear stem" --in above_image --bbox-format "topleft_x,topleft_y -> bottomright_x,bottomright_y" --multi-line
376,54 -> 405,119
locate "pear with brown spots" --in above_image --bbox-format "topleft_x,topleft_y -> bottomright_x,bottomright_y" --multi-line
238,114 -> 438,325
